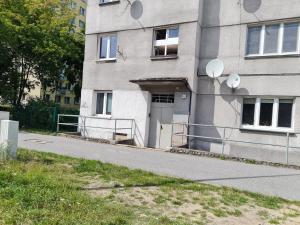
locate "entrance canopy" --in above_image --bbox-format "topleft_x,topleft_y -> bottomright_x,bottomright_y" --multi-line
129,77 -> 191,92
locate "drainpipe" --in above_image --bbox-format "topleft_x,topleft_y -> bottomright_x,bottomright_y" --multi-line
184,79 -> 192,149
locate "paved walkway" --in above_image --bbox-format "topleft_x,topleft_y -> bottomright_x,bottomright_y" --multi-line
18,132 -> 300,201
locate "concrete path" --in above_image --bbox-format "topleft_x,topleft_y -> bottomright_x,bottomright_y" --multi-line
18,132 -> 300,201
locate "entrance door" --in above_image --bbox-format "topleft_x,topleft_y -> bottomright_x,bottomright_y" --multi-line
149,96 -> 174,149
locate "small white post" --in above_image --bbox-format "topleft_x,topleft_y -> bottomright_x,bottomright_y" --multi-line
221,128 -> 226,155
0,111 -> 10,127
0,120 -> 19,158
286,132 -> 290,165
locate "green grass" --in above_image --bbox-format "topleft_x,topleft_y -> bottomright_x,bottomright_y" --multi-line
0,149 -> 299,225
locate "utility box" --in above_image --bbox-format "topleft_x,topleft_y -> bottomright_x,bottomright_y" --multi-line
0,120 -> 19,158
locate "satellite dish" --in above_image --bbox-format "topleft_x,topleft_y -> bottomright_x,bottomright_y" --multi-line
226,73 -> 241,89
243,0 -> 262,13
130,0 -> 143,20
206,59 -> 224,78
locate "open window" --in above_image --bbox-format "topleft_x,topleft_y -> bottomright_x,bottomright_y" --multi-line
152,27 -> 179,58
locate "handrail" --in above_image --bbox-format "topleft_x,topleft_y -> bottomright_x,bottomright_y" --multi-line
57,114 -> 135,141
171,122 -> 300,165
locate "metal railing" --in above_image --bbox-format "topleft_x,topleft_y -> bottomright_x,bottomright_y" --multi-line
171,122 -> 300,165
57,114 -> 135,140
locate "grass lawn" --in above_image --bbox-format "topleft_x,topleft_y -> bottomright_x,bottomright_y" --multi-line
0,149 -> 299,225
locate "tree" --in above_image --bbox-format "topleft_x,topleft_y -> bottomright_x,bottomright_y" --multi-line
0,0 -> 84,106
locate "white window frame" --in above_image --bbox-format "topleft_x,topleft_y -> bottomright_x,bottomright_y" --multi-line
99,0 -> 120,5
98,34 -> 117,61
153,26 -> 179,57
246,22 -> 300,57
241,97 -> 295,133
95,91 -> 112,117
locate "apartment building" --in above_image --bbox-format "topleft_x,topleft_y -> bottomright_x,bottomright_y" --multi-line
25,0 -> 87,109
80,0 -> 300,164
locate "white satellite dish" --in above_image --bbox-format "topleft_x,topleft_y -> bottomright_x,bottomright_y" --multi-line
226,73 -> 241,89
206,59 -> 224,78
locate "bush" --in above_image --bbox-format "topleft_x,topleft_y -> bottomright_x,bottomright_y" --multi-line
0,105 -> 12,113
11,98 -> 79,132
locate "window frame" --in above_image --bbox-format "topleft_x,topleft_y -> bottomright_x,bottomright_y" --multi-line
241,97 -> 295,133
55,95 -> 61,104
95,91 -> 113,117
99,0 -> 120,6
64,97 -> 71,105
246,22 -> 300,58
152,26 -> 179,58
97,34 -> 118,62
79,7 -> 86,16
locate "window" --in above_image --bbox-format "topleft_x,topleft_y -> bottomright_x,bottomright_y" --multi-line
152,94 -> 175,103
242,98 -> 255,125
45,94 -> 50,102
74,97 -> 81,105
96,92 -> 112,116
241,98 -> 294,131
70,2 -> 77,9
153,27 -> 179,57
79,20 -> 85,29
79,7 -> 86,16
278,100 -> 293,128
99,35 -> 117,60
100,0 -> 119,4
246,22 -> 300,56
64,97 -> 70,105
55,95 -> 61,104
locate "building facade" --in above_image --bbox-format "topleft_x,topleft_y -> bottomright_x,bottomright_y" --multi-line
81,0 -> 300,165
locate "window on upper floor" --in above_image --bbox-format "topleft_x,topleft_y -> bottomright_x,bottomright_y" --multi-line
153,27 -> 179,58
241,97 -> 294,132
98,34 -> 117,61
79,20 -> 85,29
80,7 -> 86,16
246,22 -> 300,57
96,91 -> 112,116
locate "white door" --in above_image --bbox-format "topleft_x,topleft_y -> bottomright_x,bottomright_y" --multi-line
149,102 -> 174,149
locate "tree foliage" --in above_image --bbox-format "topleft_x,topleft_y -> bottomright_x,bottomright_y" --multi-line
0,0 -> 84,106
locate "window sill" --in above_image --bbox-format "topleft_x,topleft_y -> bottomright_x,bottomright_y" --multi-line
245,53 -> 300,60
240,126 -> 294,134
94,114 -> 112,119
99,0 -> 120,6
150,55 -> 178,61
96,58 -> 117,63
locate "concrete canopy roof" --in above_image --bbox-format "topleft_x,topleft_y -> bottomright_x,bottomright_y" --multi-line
129,77 -> 191,91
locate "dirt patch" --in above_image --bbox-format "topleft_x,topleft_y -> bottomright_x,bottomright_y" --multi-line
85,180 -> 300,225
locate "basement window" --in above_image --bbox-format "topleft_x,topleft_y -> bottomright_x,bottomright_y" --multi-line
152,27 -> 179,58
96,91 -> 113,116
241,98 -> 294,132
